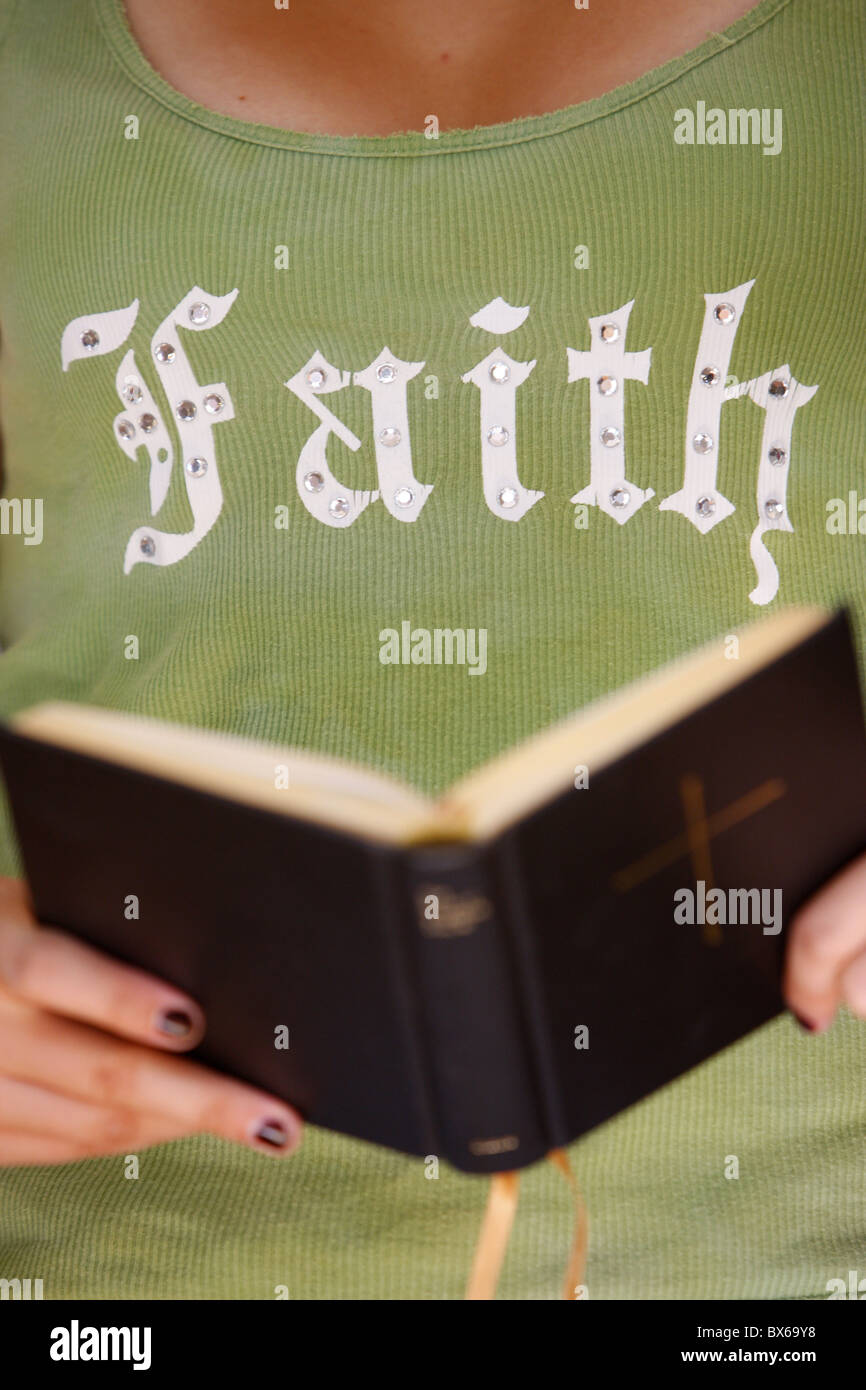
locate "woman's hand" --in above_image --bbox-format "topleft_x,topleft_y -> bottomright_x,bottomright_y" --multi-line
785,853 -> 866,1032
0,876 -> 302,1166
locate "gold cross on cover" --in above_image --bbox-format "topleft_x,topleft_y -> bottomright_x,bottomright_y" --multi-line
610,774 -> 786,945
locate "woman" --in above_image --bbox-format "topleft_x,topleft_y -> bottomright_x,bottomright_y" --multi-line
0,0 -> 863,1299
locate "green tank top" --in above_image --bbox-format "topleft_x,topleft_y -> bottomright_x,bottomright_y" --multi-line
1,0 -> 864,1298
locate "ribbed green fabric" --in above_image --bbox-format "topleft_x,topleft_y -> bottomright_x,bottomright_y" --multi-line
0,0 -> 864,1298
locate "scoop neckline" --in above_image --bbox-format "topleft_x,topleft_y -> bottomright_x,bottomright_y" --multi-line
93,0 -> 792,159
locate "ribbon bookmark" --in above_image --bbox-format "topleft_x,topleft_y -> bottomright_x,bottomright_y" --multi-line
465,1171 -> 521,1300
548,1148 -> 590,1300
464,1150 -> 588,1301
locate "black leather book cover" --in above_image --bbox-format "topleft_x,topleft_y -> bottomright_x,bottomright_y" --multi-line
0,739 -> 440,1159
1,610 -> 865,1173
499,610 -> 866,1151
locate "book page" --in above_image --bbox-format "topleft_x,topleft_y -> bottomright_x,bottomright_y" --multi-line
435,606 -> 831,841
11,703 -> 433,845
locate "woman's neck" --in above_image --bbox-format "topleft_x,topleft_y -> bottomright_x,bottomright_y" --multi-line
122,0 -> 763,137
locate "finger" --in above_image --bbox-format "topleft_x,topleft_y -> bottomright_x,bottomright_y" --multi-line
0,1129 -> 100,1167
840,950 -> 866,1018
784,855 -> 866,1029
3,1005 -> 303,1156
0,896 -> 205,1050
0,1074 -> 196,1156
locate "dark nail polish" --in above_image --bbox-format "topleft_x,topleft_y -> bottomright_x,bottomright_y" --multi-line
155,1007 -> 194,1038
792,1011 -> 817,1033
255,1120 -> 290,1148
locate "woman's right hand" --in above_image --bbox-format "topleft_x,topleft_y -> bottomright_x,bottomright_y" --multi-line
0,876 -> 303,1166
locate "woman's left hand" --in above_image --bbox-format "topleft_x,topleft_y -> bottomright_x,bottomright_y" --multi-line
785,854 -> 866,1031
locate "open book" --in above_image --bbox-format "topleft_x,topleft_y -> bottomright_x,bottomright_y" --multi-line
1,606 -> 865,1172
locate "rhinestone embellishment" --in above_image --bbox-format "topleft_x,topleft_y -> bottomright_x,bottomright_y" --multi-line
610,488 -> 630,508
176,400 -> 197,421
186,457 -> 208,478
117,420 -> 135,440
139,413 -> 157,433
394,487 -> 414,508
203,393 -> 224,414
600,324 -> 620,342
329,497 -> 350,519
600,426 -> 621,447
765,498 -> 784,520
305,367 -> 326,390
489,361 -> 510,383
139,535 -> 156,557
303,472 -> 325,493
488,425 -> 509,447
768,446 -> 787,466
700,366 -> 721,387
597,375 -> 618,396
498,487 -> 518,509
80,329 -> 100,351
692,432 -> 714,454
376,363 -> 397,384
154,343 -> 176,364
121,379 -> 142,405
378,427 -> 401,447
769,378 -> 789,398
188,302 -> 210,325
713,302 -> 736,325
696,495 -> 716,517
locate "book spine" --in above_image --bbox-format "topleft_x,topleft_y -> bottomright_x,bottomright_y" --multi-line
402,842 -> 550,1174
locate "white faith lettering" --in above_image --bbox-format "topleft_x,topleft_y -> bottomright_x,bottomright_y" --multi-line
462,299 -> 543,521
124,286 -> 237,572
567,298 -> 653,524
659,279 -> 818,601
61,279 -> 820,605
725,365 -> 818,604
287,347 -> 433,528
353,348 -> 433,522
61,300 -> 140,371
62,288 -> 237,571
659,279 -> 756,532
286,351 -> 376,528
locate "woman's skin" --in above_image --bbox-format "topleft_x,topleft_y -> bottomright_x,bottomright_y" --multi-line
2,0 -> 863,1166
0,877 -> 302,1163
123,0 -> 760,137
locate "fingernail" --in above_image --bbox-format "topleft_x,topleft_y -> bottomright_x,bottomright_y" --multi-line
253,1118 -> 294,1150
155,1007 -> 195,1038
792,1010 -> 819,1033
